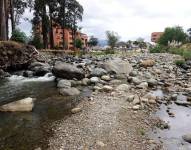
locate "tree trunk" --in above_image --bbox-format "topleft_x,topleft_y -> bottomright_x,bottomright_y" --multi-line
61,0 -> 66,49
49,13 -> 54,49
42,6 -> 48,49
0,0 -> 8,41
10,0 -> 15,32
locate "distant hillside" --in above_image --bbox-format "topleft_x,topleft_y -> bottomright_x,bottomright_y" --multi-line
98,40 -> 108,47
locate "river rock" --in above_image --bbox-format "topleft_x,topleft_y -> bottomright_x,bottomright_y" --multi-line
132,77 -> 141,85
140,59 -> 155,68
71,107 -> 82,114
90,77 -> 100,83
0,69 -> 10,78
103,85 -> 113,92
57,80 -> 71,88
53,62 -> 85,80
137,82 -> 148,89
59,88 -> 80,96
101,75 -> 111,81
0,97 -> 34,112
82,78 -> 90,86
90,68 -> 107,77
133,95 -> 140,105
182,134 -> 191,143
29,62 -> 51,76
102,58 -> 133,75
116,84 -> 130,92
147,79 -> 158,87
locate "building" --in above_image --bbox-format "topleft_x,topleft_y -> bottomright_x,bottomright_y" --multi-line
35,23 -> 88,50
151,32 -> 163,43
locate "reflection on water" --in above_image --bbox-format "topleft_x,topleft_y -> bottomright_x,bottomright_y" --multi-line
151,92 -> 191,150
0,74 -> 91,150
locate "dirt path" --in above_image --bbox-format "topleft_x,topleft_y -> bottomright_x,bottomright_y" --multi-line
48,91 -> 160,150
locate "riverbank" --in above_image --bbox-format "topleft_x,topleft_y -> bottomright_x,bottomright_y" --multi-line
0,51 -> 191,150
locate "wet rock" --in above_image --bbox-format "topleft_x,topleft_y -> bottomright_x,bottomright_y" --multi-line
59,88 -> 80,96
0,97 -> 34,112
23,70 -> 34,77
102,58 -> 133,75
183,134 -> 191,143
71,107 -> 82,114
116,84 -> 130,92
0,69 -> 10,78
29,62 -> 51,76
175,101 -> 191,107
57,80 -> 71,88
53,62 -> 85,80
91,68 -> 107,77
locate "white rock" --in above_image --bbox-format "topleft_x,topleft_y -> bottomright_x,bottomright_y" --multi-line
116,84 -> 130,92
90,77 -> 100,83
103,85 -> 113,92
0,97 -> 34,112
101,75 -> 111,81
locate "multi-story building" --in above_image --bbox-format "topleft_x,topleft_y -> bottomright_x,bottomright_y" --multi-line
53,27 -> 88,49
151,32 -> 163,43
35,23 -> 88,50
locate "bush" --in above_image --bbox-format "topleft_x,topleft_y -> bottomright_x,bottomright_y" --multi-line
174,60 -> 186,66
75,39 -> 83,49
104,49 -> 115,55
11,29 -> 28,44
183,50 -> 191,60
149,45 -> 168,53
168,48 -> 184,56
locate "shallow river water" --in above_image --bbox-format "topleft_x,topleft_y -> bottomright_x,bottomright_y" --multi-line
0,74 -> 90,150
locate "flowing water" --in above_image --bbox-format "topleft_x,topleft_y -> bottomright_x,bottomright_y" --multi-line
151,90 -> 191,150
0,74 -> 91,150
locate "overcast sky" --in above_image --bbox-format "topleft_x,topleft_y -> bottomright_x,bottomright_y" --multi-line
20,0 -> 191,42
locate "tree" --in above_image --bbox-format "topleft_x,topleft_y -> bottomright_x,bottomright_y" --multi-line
158,26 -> 188,46
75,38 -> 82,49
187,28 -> 191,42
0,0 -> 8,41
88,36 -> 98,47
29,33 -> 43,49
11,29 -> 28,43
106,31 -> 119,49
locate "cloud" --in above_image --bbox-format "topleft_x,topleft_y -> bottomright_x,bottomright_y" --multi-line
20,0 -> 191,42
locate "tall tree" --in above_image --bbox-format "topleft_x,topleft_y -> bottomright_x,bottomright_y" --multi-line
0,0 -> 8,40
106,31 -> 119,49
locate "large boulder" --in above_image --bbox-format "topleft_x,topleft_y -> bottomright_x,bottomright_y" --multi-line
29,62 -> 51,76
53,62 -> 85,80
0,41 -> 38,70
102,58 -> 133,75
90,68 -> 107,77
0,97 -> 34,112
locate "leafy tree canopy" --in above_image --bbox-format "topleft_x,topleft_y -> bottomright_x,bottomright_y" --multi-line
11,29 -> 28,43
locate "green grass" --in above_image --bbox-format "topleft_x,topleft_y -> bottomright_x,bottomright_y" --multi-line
174,60 -> 186,66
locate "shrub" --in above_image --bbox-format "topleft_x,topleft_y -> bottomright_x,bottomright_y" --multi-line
174,60 -> 186,66
183,50 -> 191,60
169,48 -> 184,56
104,49 -> 115,55
75,39 -> 83,49
11,29 -> 28,44
149,45 -> 168,53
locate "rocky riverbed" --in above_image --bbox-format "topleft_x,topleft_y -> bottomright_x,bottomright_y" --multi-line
0,51 -> 191,150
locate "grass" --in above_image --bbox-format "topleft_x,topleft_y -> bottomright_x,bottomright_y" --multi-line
174,60 -> 186,66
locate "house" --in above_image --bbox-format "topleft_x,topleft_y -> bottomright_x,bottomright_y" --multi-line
151,32 -> 163,43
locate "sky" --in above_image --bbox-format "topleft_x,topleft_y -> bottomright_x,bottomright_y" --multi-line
20,0 -> 191,42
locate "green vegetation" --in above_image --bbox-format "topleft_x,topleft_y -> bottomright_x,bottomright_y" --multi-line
88,36 -> 98,47
174,60 -> 186,66
29,34 -> 43,49
138,128 -> 145,136
158,26 -> 188,46
106,31 -> 120,49
150,26 -> 191,60
75,39 -> 83,49
10,29 -> 28,44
